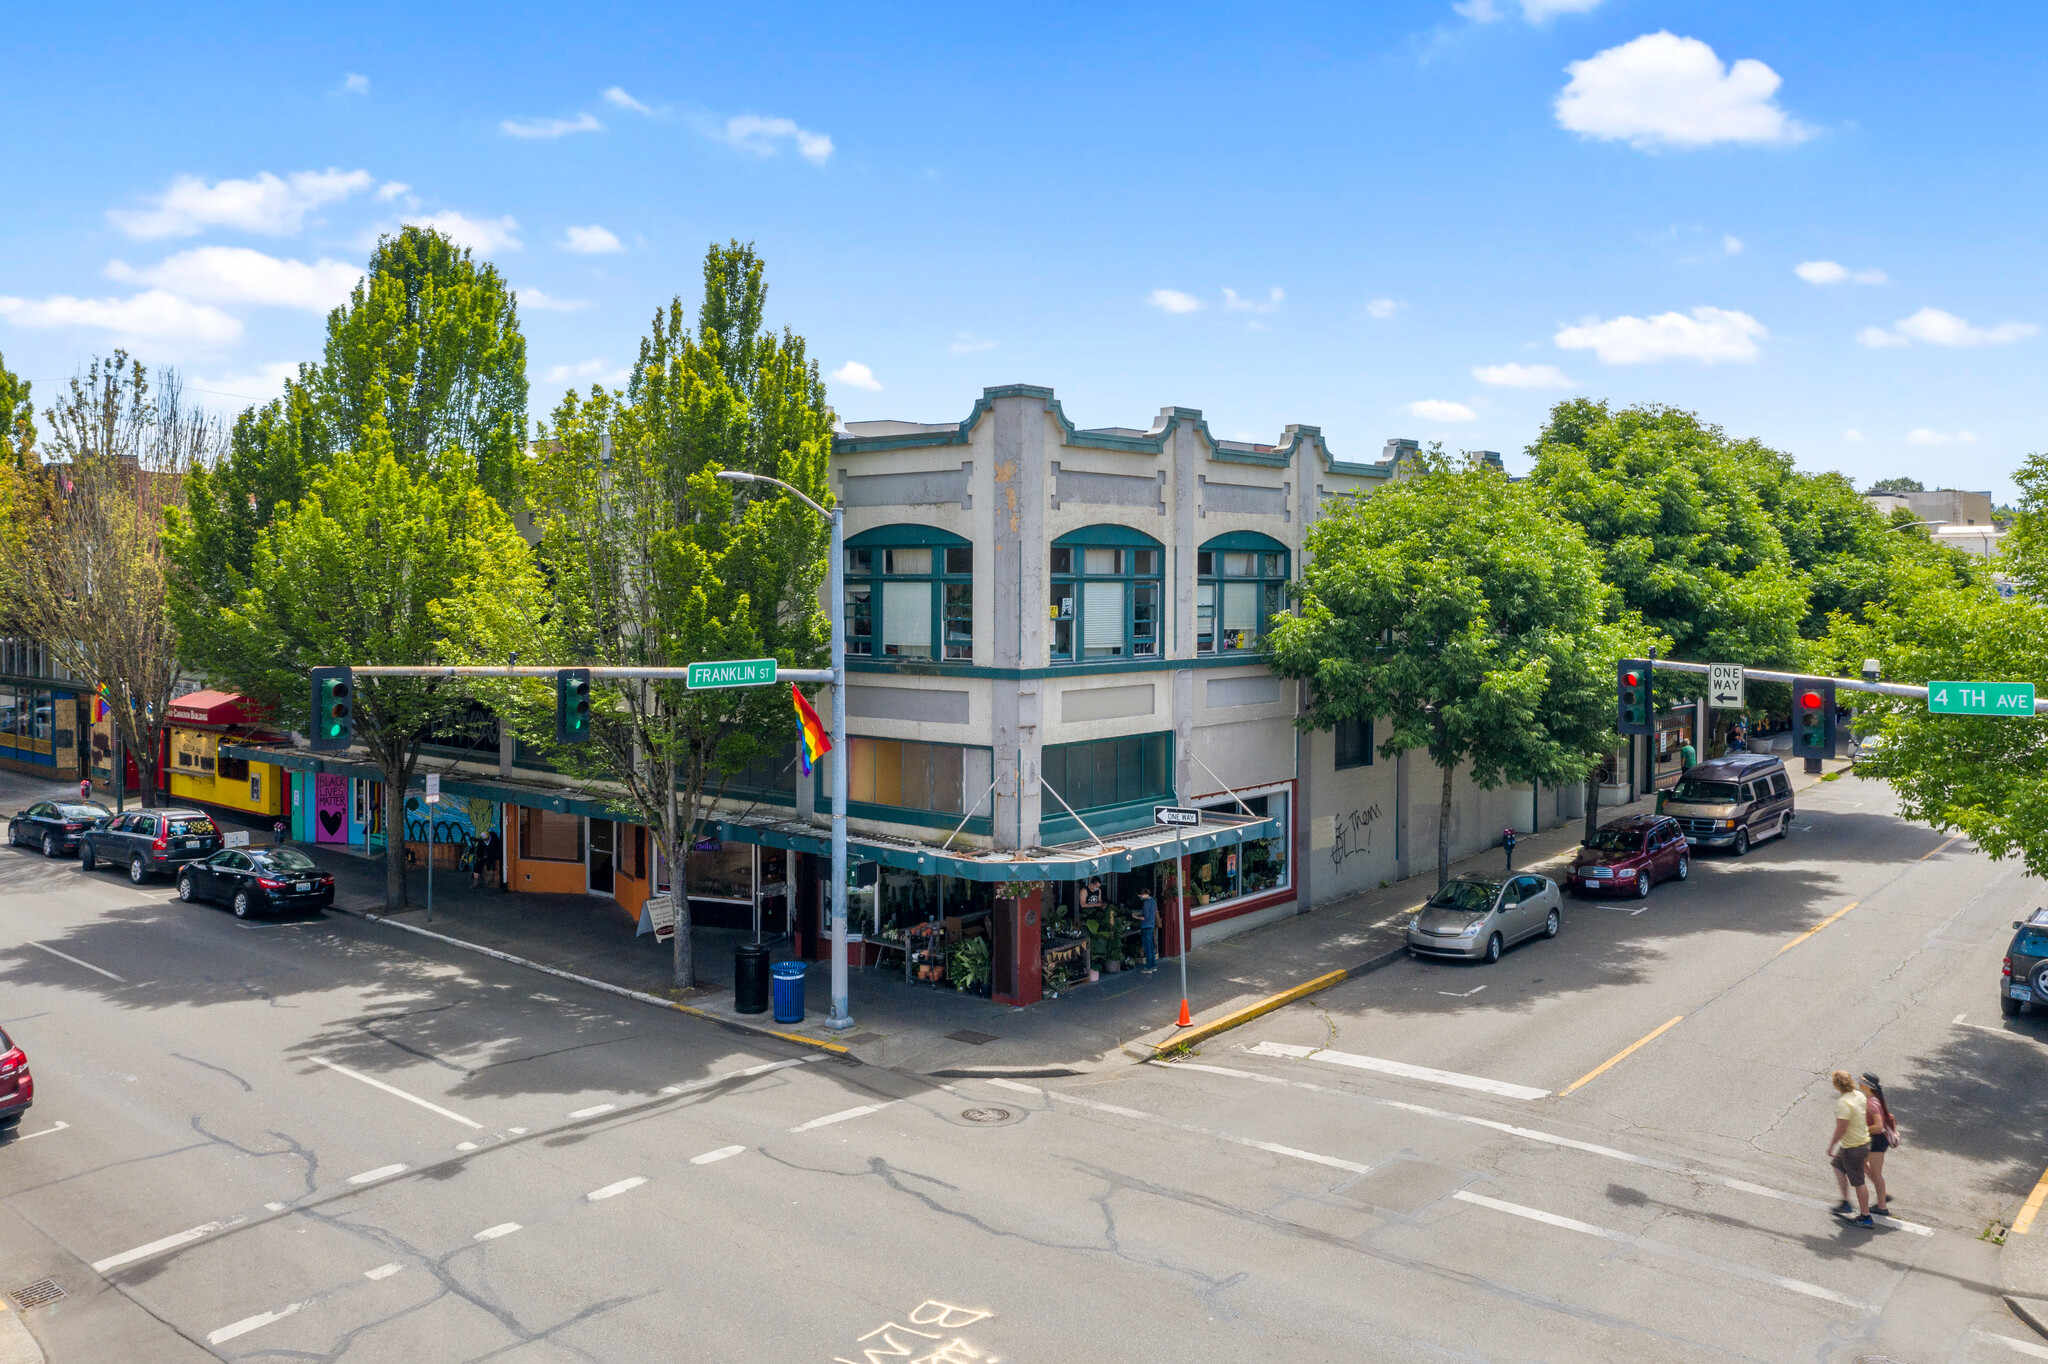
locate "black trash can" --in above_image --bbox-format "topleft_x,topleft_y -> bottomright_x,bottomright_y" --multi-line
733,942 -> 771,1015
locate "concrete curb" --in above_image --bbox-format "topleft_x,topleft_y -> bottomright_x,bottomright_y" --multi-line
1145,945 -> 1409,1060
2005,1295 -> 2048,1343
0,1301 -> 44,1364
329,904 -> 852,1058
2002,1187 -> 2048,1342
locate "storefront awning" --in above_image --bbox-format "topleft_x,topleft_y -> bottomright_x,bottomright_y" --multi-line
167,690 -> 269,728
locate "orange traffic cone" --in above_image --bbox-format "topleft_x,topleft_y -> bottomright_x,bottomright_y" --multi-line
1177,998 -> 1192,1028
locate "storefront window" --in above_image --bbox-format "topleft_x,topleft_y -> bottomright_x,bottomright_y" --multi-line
520,807 -> 584,862
1040,733 -> 1172,815
845,530 -> 973,662
1197,534 -> 1289,654
843,738 -> 992,817
1049,527 -> 1164,662
685,843 -> 752,901
1186,793 -> 1289,909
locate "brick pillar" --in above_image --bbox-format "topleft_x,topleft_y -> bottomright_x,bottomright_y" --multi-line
993,886 -> 1044,1006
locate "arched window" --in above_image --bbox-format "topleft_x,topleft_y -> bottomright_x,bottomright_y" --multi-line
1049,525 -> 1163,662
1198,531 -> 1289,654
845,526 -> 974,662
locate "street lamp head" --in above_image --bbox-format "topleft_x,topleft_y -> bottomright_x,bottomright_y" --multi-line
1862,658 -> 1881,682
714,471 -> 757,483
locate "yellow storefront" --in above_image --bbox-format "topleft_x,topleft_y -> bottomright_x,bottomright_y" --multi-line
165,690 -> 288,821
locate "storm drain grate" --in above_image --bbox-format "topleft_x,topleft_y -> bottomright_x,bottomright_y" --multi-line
961,1107 -> 1014,1124
10,1278 -> 66,1311
947,1030 -> 999,1046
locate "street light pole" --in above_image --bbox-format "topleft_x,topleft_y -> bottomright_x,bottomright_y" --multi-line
717,470 -> 853,1031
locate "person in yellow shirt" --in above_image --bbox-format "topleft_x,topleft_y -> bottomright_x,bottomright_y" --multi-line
1826,1069 -> 1873,1226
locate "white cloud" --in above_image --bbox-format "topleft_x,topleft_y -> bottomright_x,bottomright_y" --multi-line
409,212 -> 522,253
1722,234 -> 1744,255
603,86 -> 654,115
106,247 -> 359,311
1843,429 -> 1866,443
189,362 -> 301,405
107,168 -> 374,238
1473,362 -> 1571,388
1905,428 -> 1978,446
1366,298 -> 1406,319
341,73 -> 369,95
562,224 -> 624,254
546,358 -> 628,386
830,360 -> 881,391
1148,289 -> 1204,315
516,286 -> 591,313
1554,305 -> 1765,364
1407,399 -> 1479,422
1456,0 -> 1601,21
375,181 -> 411,202
0,289 -> 242,350
1555,32 -> 1813,151
723,115 -> 833,165
1223,287 -> 1285,314
949,333 -> 996,354
1796,259 -> 1887,286
501,112 -> 603,140
1866,306 -> 2038,348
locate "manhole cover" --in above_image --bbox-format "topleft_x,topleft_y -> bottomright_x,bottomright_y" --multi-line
961,1107 -> 1014,1123
10,1278 -> 66,1310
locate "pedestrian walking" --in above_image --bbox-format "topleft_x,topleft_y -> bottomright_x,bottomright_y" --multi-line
1679,738 -> 1697,772
1862,1072 -> 1900,1216
1138,888 -> 1158,972
272,819 -> 286,845
1826,1069 -> 1874,1226
473,825 -> 501,890
79,778 -> 93,802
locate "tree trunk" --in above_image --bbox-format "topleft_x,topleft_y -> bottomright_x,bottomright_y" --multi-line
667,823 -> 692,990
1437,757 -> 1455,889
1582,770 -> 1602,844
133,724 -> 162,807
383,761 -> 410,911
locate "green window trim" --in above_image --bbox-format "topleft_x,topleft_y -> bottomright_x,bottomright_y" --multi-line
845,526 -> 975,663
1049,525 -> 1164,664
1197,531 -> 1289,656
1039,731 -> 1174,842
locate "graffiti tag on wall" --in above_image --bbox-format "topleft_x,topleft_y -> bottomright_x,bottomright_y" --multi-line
1330,803 -> 1384,869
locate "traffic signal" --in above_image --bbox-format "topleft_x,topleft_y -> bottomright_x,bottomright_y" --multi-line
309,666 -> 353,752
1795,679 -> 1836,757
555,668 -> 592,743
1616,659 -> 1653,735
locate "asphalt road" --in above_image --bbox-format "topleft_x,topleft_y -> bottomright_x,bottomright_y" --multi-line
3,770 -> 2047,1362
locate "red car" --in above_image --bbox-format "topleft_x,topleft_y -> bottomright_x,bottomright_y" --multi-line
1567,814 -> 1690,899
0,1025 -> 32,1129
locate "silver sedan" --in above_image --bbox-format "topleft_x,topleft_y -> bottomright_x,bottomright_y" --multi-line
1406,873 -> 1562,964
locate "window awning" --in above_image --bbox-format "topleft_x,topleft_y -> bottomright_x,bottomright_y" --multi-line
167,690 -> 269,728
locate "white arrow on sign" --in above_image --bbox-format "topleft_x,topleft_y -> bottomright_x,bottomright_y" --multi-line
1708,664 -> 1745,711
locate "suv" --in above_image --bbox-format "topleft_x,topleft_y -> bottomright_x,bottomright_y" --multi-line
2004,908 -> 2048,1018
1568,814 -> 1689,898
1662,754 -> 1793,856
80,808 -> 223,883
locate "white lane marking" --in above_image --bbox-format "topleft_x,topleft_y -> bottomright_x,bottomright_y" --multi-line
1163,1061 -> 1936,1236
1955,1013 -> 1968,1025
93,1219 -> 236,1273
569,1103 -> 616,1119
987,1078 -> 1374,1176
789,1101 -> 897,1132
208,1299 -> 311,1344
691,1145 -> 747,1165
307,1056 -> 483,1129
13,1120 -> 68,1141
660,1056 -> 809,1097
347,1164 -> 407,1185
587,1176 -> 648,1200
509,1126 -> 528,1134
1452,1191 -> 1869,1310
364,1263 -> 403,1281
27,940 -> 125,982
1979,1329 -> 2048,1359
456,1141 -> 478,1152
1247,1041 -> 1550,1101
473,1222 -> 521,1241
1438,985 -> 1487,998
263,1202 -> 287,1212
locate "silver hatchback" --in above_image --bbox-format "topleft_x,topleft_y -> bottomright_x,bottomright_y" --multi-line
1407,874 -> 1562,964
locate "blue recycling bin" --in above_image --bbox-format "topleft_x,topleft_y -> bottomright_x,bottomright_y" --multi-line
771,960 -> 808,1024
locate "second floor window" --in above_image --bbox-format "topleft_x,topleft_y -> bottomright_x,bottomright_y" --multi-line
1198,534 -> 1289,654
1050,528 -> 1162,662
845,532 -> 973,662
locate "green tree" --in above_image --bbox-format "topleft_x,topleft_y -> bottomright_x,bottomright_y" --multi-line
193,426 -> 549,908
0,348 -> 33,468
1868,477 -> 1924,494
1269,450 -> 1633,888
451,242 -> 833,988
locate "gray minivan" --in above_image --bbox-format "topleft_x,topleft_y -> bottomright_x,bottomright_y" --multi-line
1661,753 -> 1793,856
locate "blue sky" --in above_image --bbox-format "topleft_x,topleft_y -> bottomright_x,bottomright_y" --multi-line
5,2 -> 2044,496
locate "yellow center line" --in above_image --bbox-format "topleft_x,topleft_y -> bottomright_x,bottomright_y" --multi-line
1919,834 -> 1965,861
2014,1165 -> 2048,1236
1779,901 -> 1859,955
1559,1015 -> 1686,1097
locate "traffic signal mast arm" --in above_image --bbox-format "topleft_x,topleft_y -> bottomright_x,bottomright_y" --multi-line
1646,659 -> 2048,715
340,665 -> 836,683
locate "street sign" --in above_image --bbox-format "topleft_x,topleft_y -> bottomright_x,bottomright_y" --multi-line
1154,806 -> 1200,827
223,830 -> 250,849
425,773 -> 441,805
686,658 -> 778,690
1708,664 -> 1745,711
1928,681 -> 2037,716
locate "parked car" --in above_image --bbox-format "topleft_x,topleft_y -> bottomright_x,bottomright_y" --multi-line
2003,907 -> 2048,1018
0,1025 -> 32,1128
178,846 -> 335,918
1408,873 -> 1561,964
1661,753 -> 1794,855
1568,814 -> 1689,898
7,800 -> 112,858
79,807 -> 223,883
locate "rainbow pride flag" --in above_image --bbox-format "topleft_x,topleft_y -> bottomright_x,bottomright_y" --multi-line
792,684 -> 832,776
93,683 -> 110,722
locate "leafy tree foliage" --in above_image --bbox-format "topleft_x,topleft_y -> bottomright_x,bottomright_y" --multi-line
1269,450 -> 1641,887
1868,477 -> 1924,493
0,348 -> 33,468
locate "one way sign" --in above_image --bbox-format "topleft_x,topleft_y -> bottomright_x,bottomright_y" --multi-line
1708,664 -> 1745,711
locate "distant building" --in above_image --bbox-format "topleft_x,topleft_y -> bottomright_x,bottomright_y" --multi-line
1863,487 -> 1995,527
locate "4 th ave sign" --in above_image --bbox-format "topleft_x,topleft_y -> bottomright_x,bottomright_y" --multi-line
1927,680 -> 2037,716
686,658 -> 778,690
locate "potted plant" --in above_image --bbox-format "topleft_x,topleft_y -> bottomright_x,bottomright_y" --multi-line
948,936 -> 991,995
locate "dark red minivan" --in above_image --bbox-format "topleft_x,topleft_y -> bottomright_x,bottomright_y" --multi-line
1568,814 -> 1690,899
0,1025 -> 32,1128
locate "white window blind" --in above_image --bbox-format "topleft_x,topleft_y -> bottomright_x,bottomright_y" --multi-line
1083,581 -> 1125,655
881,582 -> 932,656
1221,581 -> 1259,631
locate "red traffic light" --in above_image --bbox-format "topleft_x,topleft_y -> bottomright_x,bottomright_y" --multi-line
1622,672 -> 1641,687
1799,691 -> 1824,709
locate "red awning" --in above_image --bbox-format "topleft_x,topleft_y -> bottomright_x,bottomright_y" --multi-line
166,689 -> 265,727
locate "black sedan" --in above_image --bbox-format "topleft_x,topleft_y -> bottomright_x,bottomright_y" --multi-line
177,846 -> 335,918
7,800 -> 113,858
